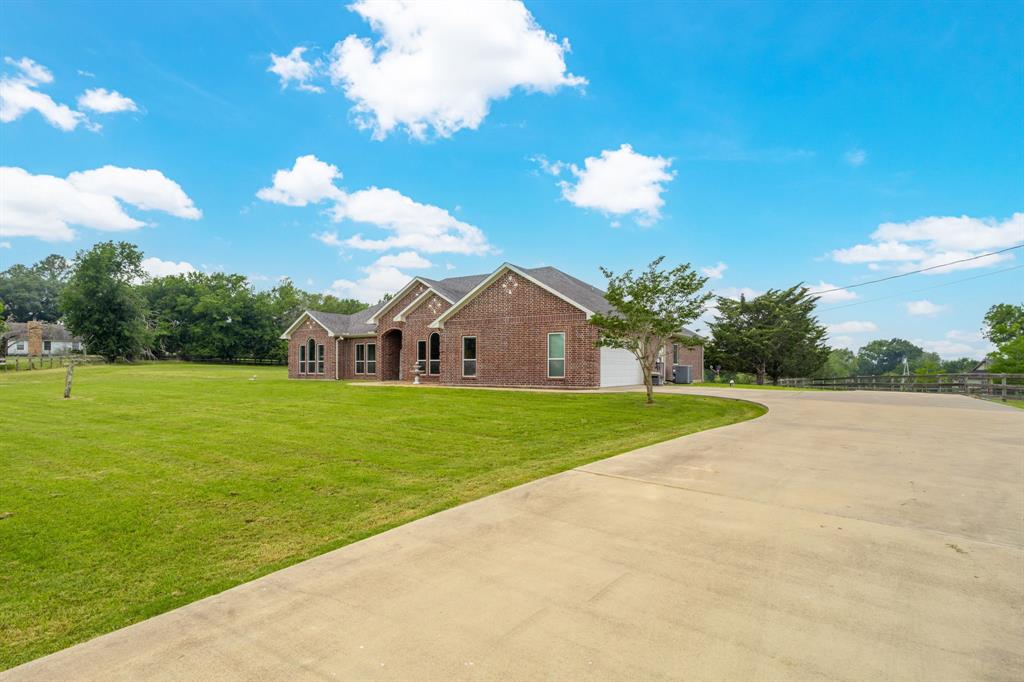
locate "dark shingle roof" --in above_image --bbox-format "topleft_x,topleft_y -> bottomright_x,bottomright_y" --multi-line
422,274 -> 488,303
4,322 -> 82,342
306,301 -> 385,336
304,264 -> 701,339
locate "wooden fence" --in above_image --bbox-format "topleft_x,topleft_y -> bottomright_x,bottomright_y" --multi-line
180,356 -> 286,366
777,373 -> 1024,401
0,355 -> 107,372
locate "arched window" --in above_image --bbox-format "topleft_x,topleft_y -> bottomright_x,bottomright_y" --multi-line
428,332 -> 440,375
307,339 -> 316,374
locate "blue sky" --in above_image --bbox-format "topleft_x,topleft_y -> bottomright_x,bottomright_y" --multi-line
2,0 -> 1021,359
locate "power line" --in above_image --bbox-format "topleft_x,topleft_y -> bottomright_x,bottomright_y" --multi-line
824,263 -> 1023,312
812,243 -> 1024,295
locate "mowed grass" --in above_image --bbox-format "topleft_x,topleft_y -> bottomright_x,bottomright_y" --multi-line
0,363 -> 764,669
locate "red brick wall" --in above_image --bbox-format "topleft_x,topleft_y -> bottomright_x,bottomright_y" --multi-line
394,293 -> 449,383
670,342 -> 704,382
440,271 -> 600,388
339,337 -> 378,380
287,318 -> 336,380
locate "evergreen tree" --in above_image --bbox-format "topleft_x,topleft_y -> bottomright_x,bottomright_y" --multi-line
707,285 -> 829,384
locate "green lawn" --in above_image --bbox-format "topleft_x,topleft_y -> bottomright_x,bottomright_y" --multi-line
0,363 -> 763,669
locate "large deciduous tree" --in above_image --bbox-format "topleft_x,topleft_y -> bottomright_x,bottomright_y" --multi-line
707,285 -> 829,385
0,254 -> 71,322
983,302 -> 1024,373
60,242 -> 150,361
855,338 -> 925,376
983,303 -> 1024,346
590,257 -> 711,404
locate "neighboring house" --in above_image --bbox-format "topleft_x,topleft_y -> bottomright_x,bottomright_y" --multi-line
281,263 -> 704,388
971,356 -> 992,373
4,321 -> 85,356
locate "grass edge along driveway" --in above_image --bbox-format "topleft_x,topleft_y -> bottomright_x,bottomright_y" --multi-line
0,363 -> 764,670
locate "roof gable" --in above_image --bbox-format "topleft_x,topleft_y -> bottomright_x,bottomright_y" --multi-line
428,263 -> 600,329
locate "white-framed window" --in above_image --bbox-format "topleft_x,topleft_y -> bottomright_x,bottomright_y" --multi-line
417,340 -> 427,372
317,344 -> 325,374
299,343 -> 307,373
672,343 -> 679,364
355,344 -> 365,374
462,336 -> 477,377
307,339 -> 316,374
547,332 -> 565,378
366,343 -> 377,374
44,340 -> 52,352
428,332 -> 440,375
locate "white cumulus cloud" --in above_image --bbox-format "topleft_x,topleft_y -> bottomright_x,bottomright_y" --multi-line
77,88 -> 138,113
327,0 -> 585,140
258,154 -> 494,256
1,60 -> 87,131
700,262 -> 727,280
257,154 -> 344,206
2,56 -> 139,131
268,47 -> 324,93
372,250 -> 432,269
327,252 -> 431,303
915,330 -> 994,360
554,144 -> 674,225
905,299 -> 946,317
142,257 -> 196,278
826,320 -> 878,334
831,213 -> 1022,274
807,281 -> 858,304
0,165 -> 202,242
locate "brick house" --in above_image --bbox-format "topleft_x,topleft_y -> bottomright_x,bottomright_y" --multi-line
281,263 -> 704,388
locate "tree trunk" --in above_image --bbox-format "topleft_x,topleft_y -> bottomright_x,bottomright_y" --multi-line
63,362 -> 74,399
644,373 -> 654,404
756,363 -> 766,385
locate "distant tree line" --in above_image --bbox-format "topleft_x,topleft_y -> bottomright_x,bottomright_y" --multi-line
0,241 -> 368,362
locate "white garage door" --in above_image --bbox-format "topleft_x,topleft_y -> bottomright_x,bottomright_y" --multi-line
600,347 -> 645,387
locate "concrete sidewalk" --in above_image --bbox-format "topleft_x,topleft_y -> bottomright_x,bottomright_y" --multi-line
5,389 -> 1022,681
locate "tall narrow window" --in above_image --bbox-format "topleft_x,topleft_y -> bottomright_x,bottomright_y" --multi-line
462,336 -> 477,377
366,343 -> 377,374
672,343 -> 679,365
548,332 -> 565,378
307,339 -> 316,374
417,340 -> 427,372
299,344 -> 306,374
317,344 -> 325,374
355,344 -> 365,374
428,332 -> 440,375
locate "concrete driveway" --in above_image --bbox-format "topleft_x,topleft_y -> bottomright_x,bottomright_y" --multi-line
5,388 -> 1022,681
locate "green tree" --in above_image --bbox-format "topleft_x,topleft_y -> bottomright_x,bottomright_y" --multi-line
982,303 -> 1024,346
813,348 -> 858,379
940,357 -> 978,374
61,242 -> 150,361
0,254 -> 70,322
707,285 -> 829,385
988,336 -> 1024,373
855,338 -> 924,375
590,257 -> 711,404
143,272 -> 284,360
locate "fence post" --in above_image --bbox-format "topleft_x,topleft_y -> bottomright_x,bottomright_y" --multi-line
1002,375 -> 1008,402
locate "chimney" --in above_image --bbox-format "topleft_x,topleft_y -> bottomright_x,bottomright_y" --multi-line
27,320 -> 43,357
